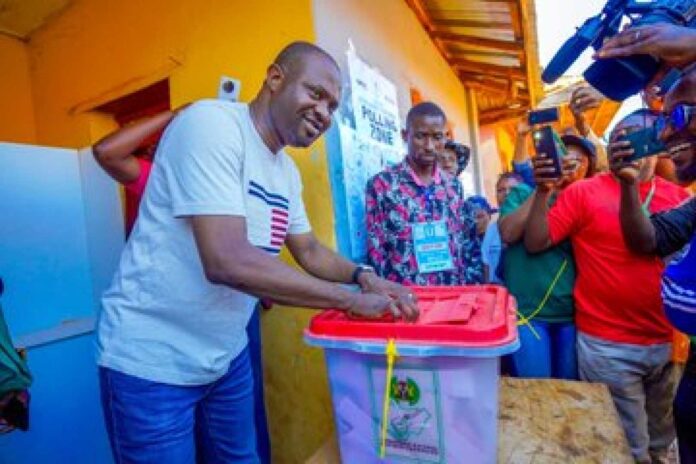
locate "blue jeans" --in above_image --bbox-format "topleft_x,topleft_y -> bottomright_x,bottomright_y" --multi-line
675,347 -> 696,464
511,319 -> 578,379
100,348 -> 259,464
247,308 -> 270,464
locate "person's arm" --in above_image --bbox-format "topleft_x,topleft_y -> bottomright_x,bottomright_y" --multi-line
651,198 -> 696,257
512,119 -> 535,187
285,232 -> 418,314
608,135 -> 659,254
498,192 -> 535,244
569,86 -> 609,172
461,198 -> 484,284
168,103 -> 412,320
365,178 -> 390,277
596,23 -> 696,68
480,223 -> 493,282
569,86 -> 602,137
93,109 -> 180,184
192,216 -> 407,318
524,188 -> 555,253
524,156 -> 582,253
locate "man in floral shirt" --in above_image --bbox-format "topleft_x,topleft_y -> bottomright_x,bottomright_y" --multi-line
366,102 -> 482,285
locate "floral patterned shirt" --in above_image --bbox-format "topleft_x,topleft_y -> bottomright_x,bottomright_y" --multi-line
365,160 -> 483,285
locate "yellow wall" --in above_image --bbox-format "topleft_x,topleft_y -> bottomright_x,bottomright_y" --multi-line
0,33 -> 36,143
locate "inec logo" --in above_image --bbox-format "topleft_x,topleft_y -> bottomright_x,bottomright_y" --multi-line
390,376 -> 420,406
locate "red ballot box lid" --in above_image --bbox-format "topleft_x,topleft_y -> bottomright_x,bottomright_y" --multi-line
307,285 -> 518,348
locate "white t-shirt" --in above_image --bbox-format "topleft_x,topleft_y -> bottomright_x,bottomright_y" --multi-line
96,100 -> 311,385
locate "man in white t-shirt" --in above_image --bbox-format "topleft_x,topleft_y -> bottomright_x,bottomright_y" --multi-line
96,41 -> 418,464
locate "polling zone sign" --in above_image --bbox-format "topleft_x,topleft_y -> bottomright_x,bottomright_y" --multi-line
347,48 -> 401,151
326,47 -> 404,261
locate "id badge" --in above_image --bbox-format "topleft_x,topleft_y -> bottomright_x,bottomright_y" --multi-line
412,220 -> 454,273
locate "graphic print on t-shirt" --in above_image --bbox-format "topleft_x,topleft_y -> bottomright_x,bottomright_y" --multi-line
248,180 -> 289,255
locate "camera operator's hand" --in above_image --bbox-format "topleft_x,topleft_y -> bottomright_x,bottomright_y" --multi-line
597,24 -> 696,68
608,135 -> 640,185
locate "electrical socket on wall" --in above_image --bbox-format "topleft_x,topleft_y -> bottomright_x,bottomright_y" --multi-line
218,76 -> 241,102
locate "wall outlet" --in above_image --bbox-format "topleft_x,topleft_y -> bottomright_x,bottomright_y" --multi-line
218,76 -> 241,101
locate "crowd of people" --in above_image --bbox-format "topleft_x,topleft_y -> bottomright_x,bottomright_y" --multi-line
66,20 -> 695,464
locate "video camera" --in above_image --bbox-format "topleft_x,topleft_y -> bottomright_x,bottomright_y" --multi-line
542,0 -> 696,101
528,108 -> 568,177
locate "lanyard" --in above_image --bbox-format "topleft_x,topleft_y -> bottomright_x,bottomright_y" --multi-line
641,179 -> 656,218
419,184 -> 452,222
420,185 -> 437,220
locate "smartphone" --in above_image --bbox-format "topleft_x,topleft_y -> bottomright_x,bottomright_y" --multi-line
622,127 -> 666,161
532,126 -> 566,177
528,107 -> 560,126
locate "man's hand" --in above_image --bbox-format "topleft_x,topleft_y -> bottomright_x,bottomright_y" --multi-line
346,292 -> 417,321
569,86 -> 603,136
609,134 -> 640,184
570,86 -> 602,117
533,155 -> 579,192
596,24 -> 696,68
516,119 -> 531,137
357,273 -> 419,322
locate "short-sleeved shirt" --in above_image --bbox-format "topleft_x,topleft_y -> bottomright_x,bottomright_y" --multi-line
501,183 -> 575,322
365,160 -> 482,285
97,100 -> 311,385
651,197 -> 696,339
481,222 -> 503,284
547,173 -> 689,345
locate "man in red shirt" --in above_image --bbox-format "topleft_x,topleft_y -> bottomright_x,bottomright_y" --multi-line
524,110 -> 690,464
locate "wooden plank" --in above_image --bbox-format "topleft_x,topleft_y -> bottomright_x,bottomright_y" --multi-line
460,77 -> 510,94
404,0 -> 451,60
451,48 -> 522,59
518,0 -> 543,106
452,59 -> 526,79
508,1 -> 523,42
305,378 -> 632,464
431,18 -> 511,29
432,31 -> 523,52
498,378 -> 633,464
479,107 -> 528,125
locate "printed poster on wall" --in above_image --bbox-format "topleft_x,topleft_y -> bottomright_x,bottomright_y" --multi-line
334,47 -> 404,261
347,47 -> 401,154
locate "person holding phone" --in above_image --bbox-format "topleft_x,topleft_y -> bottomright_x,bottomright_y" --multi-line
524,109 -> 690,463
498,128 -> 595,380
612,68 -> 696,464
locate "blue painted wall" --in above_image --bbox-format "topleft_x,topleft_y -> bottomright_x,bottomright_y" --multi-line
0,143 -> 123,464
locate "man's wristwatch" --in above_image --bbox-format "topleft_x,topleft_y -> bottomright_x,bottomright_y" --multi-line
351,264 -> 375,284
